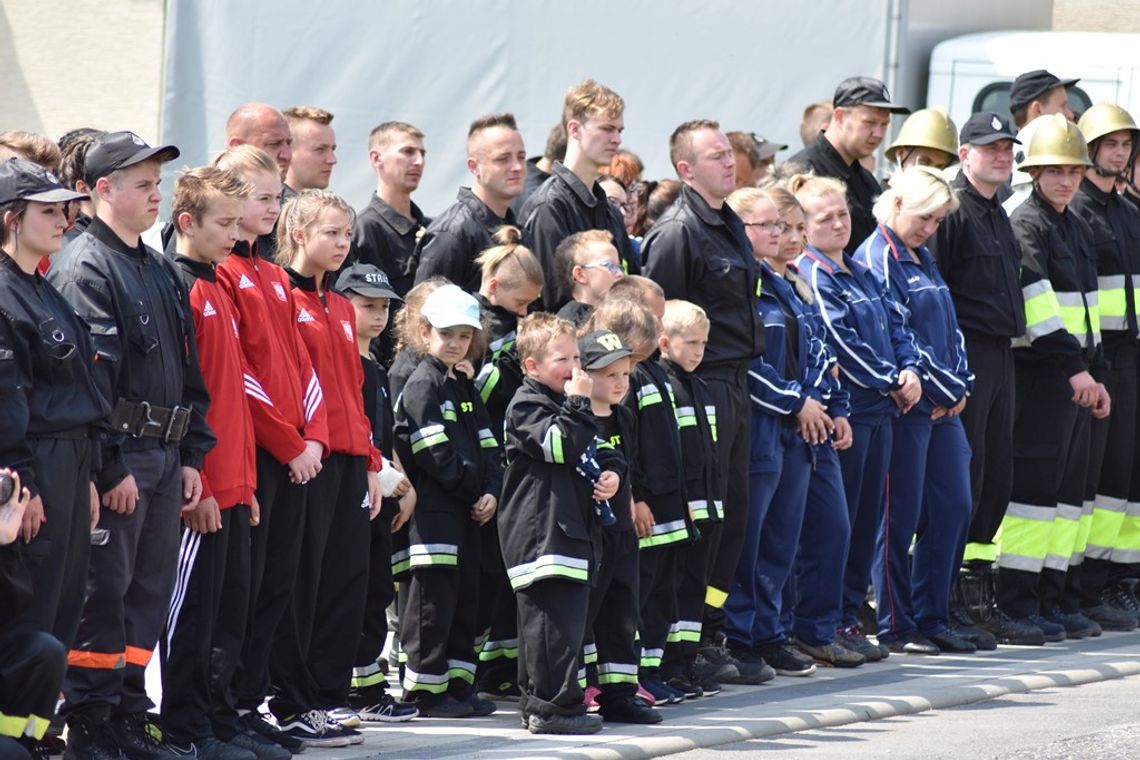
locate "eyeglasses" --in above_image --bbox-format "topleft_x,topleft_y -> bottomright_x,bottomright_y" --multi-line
608,197 -> 632,214
580,261 -> 625,275
744,220 -> 787,233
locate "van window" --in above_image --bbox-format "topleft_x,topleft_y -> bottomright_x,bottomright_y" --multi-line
972,83 -> 1093,123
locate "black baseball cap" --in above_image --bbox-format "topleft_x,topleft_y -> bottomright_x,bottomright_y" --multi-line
959,112 -> 1021,146
833,77 -> 910,114
579,330 -> 634,370
333,263 -> 402,300
1008,70 -> 1079,112
752,134 -> 789,160
83,131 -> 180,185
0,158 -> 89,206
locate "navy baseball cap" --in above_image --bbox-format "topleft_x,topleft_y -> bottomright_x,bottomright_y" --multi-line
83,131 -> 180,185
1009,70 -> 1079,112
579,330 -> 634,370
0,158 -> 88,206
833,77 -> 910,115
333,263 -> 402,300
960,112 -> 1021,146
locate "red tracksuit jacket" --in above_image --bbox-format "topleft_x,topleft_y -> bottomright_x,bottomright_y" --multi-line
174,255 -> 256,508
216,240 -> 330,463
287,268 -> 382,471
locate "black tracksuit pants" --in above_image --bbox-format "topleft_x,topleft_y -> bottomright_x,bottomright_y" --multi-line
665,530 -> 711,672
269,453 -> 369,716
350,498 -> 397,703
473,522 -> 518,692
638,543 -> 678,676
233,449 -> 309,716
584,528 -> 639,704
160,507 -> 251,743
516,579 -> 590,719
63,446 -> 182,719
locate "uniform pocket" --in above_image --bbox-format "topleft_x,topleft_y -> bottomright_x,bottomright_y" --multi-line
124,308 -> 159,356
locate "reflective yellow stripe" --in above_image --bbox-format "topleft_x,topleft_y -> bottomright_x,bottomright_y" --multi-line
1044,502 -> 1081,570
997,505 -> 1053,561
1023,281 -> 1065,340
962,542 -> 997,563
1086,496 -> 1127,559
705,585 -> 728,608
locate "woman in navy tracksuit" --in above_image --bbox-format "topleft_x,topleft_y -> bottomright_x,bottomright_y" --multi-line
792,174 -> 923,663
722,188 -> 840,675
853,167 -> 976,654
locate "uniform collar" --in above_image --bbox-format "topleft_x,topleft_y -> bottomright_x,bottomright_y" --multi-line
230,239 -> 257,259
368,192 -> 425,236
523,375 -> 567,403
88,216 -> 147,258
953,171 -> 1003,211
812,134 -> 858,177
172,254 -> 216,282
801,245 -> 838,274
551,161 -> 600,208
1027,188 -> 1068,220
1079,176 -> 1113,207
681,183 -> 728,227
286,266 -> 323,292
458,187 -> 515,225
0,249 -> 38,283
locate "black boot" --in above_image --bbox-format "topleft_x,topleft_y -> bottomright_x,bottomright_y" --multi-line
63,714 -> 123,760
948,569 -> 997,650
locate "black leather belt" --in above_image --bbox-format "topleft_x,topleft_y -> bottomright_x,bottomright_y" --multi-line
110,399 -> 190,443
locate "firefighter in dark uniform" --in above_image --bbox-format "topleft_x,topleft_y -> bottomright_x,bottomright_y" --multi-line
883,108 -> 959,172
789,77 -> 910,255
1070,103 -> 1140,631
998,114 -> 1110,642
642,121 -> 767,679
47,132 -> 214,760
928,113 -> 1041,647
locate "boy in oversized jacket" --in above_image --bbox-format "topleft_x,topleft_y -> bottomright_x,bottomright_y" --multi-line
498,313 -> 617,735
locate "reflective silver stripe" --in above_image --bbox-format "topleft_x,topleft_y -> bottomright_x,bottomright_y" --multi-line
1098,274 -> 1127,290
1005,503 -> 1055,522
996,552 -> 1045,572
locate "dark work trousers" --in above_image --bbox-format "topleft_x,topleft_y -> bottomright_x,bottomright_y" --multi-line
726,430 -> 813,648
15,434 -> 92,649
1083,343 -> 1137,601
838,414 -> 893,628
516,579 -> 590,719
1112,353 -> 1140,579
1040,408 -> 1092,616
0,629 -> 66,744
232,449 -> 308,718
400,516 -> 482,705
473,521 -> 518,693
698,364 -> 752,638
996,366 -> 1080,618
637,544 -> 678,675
662,532 -> 710,674
584,528 -> 640,704
350,499 -> 397,704
63,446 -> 182,718
269,453 -> 369,717
160,507 -> 251,743
959,333 -> 1016,565
874,417 -> 972,641
784,445 -> 850,646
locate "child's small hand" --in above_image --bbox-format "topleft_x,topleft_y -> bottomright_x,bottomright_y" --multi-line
632,500 -> 655,539
392,483 -> 416,533
0,470 -> 31,547
471,493 -> 498,525
565,367 -> 593,398
454,359 -> 476,379
594,471 -> 620,501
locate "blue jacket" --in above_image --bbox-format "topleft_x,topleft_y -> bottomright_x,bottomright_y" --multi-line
854,224 -> 974,417
750,261 -> 850,472
796,246 -> 922,418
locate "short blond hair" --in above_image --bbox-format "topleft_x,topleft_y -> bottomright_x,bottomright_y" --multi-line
283,105 -> 334,127
477,225 -> 544,290
562,79 -> 624,128
662,299 -> 709,336
606,275 -> 663,303
212,144 -> 278,179
517,312 -> 577,364
725,187 -> 769,218
584,297 -> 659,355
172,166 -> 252,233
872,165 -> 959,222
669,119 -> 721,168
788,173 -> 847,205
368,121 -> 424,152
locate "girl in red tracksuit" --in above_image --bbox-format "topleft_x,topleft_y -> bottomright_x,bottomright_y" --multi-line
211,146 -> 332,751
268,189 -> 383,744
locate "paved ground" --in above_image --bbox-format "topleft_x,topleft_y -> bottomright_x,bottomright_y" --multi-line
243,630 -> 1139,759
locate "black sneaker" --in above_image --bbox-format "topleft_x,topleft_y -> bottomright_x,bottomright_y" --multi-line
693,649 -> 739,684
835,626 -> 885,662
475,680 -> 522,702
793,639 -> 865,668
756,642 -> 816,676
233,713 -> 304,755
1104,581 -> 1140,614
462,694 -> 497,716
224,729 -> 291,760
166,737 -> 256,760
353,693 -> 418,722
1044,610 -> 1097,639
662,671 -> 703,699
598,697 -> 662,724
108,713 -> 180,760
275,712 -> 350,749
948,611 -> 998,650
1083,602 -> 1136,631
63,716 -> 122,760
975,609 -> 1045,645
927,628 -> 977,653
883,631 -> 940,655
526,713 -> 603,735
699,636 -> 770,684
416,696 -> 474,719
1025,614 -> 1067,643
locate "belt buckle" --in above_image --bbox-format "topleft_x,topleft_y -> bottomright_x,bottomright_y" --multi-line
137,401 -> 165,439
163,405 -> 187,443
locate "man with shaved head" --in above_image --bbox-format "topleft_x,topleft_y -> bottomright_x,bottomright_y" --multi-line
412,113 -> 527,291
226,103 -> 293,182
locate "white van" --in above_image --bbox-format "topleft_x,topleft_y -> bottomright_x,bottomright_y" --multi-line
926,31 -> 1140,125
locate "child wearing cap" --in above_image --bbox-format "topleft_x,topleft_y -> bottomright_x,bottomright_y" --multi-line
577,329 -> 662,725
392,283 -> 504,718
269,190 -> 383,747
162,166 -> 273,758
333,263 -> 419,724
498,313 -> 616,735
555,230 -> 624,327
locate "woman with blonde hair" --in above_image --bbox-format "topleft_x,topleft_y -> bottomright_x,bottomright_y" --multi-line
853,166 -> 976,655
792,173 -> 923,664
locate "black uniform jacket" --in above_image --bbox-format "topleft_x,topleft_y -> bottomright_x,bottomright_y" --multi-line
0,252 -> 111,497
413,188 -> 521,292
660,358 -> 722,525
789,134 -> 880,256
350,192 -> 426,297
47,218 -> 214,490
